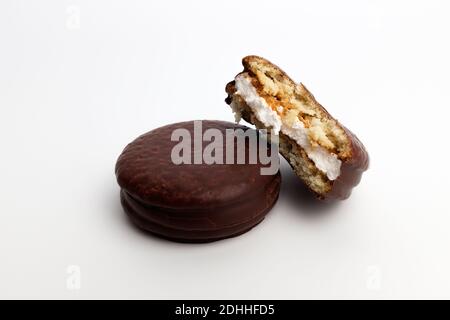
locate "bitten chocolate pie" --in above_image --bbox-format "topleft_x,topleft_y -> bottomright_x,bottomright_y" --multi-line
225,56 -> 369,200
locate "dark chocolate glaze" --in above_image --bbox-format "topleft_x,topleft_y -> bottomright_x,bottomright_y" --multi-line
325,126 -> 369,200
121,173 -> 280,242
115,120 -> 281,242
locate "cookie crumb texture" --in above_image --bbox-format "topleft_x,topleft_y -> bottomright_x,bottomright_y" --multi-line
115,120 -> 281,242
226,56 -> 369,200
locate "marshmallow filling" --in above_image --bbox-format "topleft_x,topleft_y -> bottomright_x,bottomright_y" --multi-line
234,74 -> 341,181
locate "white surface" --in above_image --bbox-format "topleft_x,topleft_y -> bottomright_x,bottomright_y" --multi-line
1,0 -> 450,299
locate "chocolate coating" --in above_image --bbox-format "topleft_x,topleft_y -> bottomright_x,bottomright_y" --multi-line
115,120 -> 281,242
324,127 -> 369,200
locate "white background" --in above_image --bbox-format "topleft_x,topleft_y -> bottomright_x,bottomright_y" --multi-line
1,0 -> 449,299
